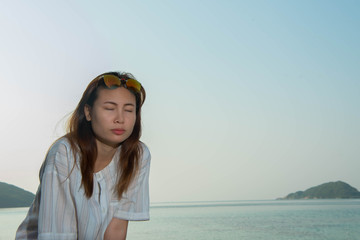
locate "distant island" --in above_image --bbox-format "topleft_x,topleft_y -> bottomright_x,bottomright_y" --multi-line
0,182 -> 35,208
279,181 -> 360,200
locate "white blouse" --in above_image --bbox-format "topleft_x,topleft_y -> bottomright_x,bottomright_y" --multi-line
16,137 -> 151,240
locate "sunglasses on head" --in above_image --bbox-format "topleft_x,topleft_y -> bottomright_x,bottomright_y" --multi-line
102,74 -> 142,92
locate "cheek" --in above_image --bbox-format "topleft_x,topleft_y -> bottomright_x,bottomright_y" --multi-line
91,112 -> 111,131
91,119 -> 104,135
128,114 -> 137,128
124,113 -> 136,130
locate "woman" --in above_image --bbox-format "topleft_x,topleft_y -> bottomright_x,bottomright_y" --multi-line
16,72 -> 151,240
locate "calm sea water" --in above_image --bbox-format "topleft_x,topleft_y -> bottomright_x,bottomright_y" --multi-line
1,199 -> 359,240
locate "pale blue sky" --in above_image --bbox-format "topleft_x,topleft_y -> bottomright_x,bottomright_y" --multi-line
0,1 -> 359,202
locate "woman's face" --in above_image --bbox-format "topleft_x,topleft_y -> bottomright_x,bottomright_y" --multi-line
84,87 -> 137,149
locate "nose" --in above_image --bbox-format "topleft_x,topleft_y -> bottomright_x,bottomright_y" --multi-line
114,110 -> 124,123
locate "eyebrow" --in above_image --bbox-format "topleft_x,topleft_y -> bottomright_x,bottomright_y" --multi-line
103,101 -> 135,107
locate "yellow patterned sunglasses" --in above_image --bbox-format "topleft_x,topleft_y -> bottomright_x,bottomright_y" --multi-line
103,75 -> 142,92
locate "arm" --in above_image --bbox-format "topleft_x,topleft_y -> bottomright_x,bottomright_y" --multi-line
106,144 -> 150,239
38,142 -> 77,240
113,145 -> 151,221
104,218 -> 128,240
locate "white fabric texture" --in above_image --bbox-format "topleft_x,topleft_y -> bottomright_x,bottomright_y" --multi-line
15,137 -> 151,240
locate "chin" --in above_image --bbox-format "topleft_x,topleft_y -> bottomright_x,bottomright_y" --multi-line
96,137 -> 123,148
113,136 -> 130,146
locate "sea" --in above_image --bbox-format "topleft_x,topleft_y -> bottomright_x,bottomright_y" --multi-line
1,199 -> 359,240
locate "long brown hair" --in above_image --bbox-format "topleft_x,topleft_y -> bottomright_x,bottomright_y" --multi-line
66,71 -> 146,198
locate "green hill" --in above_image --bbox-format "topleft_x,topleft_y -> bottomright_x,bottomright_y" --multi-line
280,181 -> 360,200
0,182 -> 35,208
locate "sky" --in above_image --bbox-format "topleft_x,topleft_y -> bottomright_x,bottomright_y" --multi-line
0,0 -> 359,203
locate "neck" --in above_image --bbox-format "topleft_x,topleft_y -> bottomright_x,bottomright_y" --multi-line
94,139 -> 119,172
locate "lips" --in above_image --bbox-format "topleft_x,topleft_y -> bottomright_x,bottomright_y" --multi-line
111,129 -> 125,135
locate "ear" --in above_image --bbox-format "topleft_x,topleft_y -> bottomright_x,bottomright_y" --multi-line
84,104 -> 92,121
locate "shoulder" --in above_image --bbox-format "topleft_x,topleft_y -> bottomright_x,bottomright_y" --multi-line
48,137 -> 73,156
140,142 -> 151,161
139,142 -> 151,167
40,137 -> 76,177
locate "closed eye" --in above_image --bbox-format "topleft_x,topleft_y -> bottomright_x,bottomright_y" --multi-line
103,101 -> 117,110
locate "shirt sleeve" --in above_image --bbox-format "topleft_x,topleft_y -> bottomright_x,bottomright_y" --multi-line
113,144 -> 151,221
37,141 -> 78,240
15,185 -> 41,239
